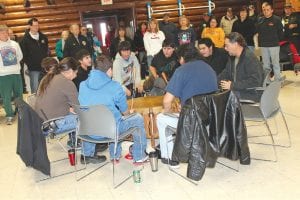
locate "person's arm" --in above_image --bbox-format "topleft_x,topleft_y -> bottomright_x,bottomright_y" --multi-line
143,32 -> 150,55
55,40 -> 63,59
163,92 -> 175,113
15,42 -> 23,63
149,66 -> 158,78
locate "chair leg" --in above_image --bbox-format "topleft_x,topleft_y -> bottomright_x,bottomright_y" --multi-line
251,120 -> 278,162
278,109 -> 292,148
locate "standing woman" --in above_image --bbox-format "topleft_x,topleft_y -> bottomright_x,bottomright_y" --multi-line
110,26 -> 135,60
134,21 -> 148,78
177,15 -> 196,46
143,19 -> 165,70
202,16 -> 225,48
35,57 -> 79,134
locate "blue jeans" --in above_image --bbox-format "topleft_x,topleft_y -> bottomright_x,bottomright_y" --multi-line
82,113 -> 147,161
54,114 -> 77,134
147,56 -> 154,70
156,113 -> 179,159
29,70 -> 41,94
261,46 -> 281,81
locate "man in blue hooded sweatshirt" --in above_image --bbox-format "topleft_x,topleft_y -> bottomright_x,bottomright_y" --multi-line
78,55 -> 148,163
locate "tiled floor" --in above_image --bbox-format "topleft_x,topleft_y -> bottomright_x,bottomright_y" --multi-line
1,71 -> 300,200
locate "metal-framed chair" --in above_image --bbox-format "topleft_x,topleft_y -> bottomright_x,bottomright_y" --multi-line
16,98 -> 84,182
241,81 -> 291,162
73,104 -> 143,188
27,94 -> 86,181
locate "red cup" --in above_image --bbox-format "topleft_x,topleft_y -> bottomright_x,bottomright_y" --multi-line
68,149 -> 76,166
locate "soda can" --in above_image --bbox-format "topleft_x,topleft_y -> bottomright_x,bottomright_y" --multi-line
133,170 -> 141,183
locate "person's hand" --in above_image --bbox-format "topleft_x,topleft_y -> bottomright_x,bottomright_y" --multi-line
289,24 -> 297,29
137,85 -> 143,93
220,80 -> 232,90
125,87 -> 131,96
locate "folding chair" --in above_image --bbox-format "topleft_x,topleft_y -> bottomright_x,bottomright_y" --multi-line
16,98 -> 84,182
241,81 -> 291,162
73,104 -> 143,189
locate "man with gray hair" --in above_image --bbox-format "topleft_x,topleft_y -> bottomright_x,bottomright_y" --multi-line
0,24 -> 23,125
218,32 -> 263,102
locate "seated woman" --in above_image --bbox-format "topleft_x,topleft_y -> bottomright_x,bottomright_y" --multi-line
34,57 -> 79,135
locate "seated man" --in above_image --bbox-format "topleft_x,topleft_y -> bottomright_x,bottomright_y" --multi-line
79,55 -> 148,163
156,44 -> 218,168
198,37 -> 229,75
73,49 -> 92,91
143,39 -> 180,96
113,41 -> 143,97
218,32 -> 263,102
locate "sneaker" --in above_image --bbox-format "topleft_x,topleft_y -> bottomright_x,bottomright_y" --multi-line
134,155 -> 149,164
80,155 -> 107,164
6,117 -> 14,125
161,158 -> 180,169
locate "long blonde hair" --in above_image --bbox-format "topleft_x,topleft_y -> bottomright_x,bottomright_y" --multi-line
148,18 -> 160,33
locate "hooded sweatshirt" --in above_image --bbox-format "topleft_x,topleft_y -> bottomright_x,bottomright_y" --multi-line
79,69 -> 127,122
0,39 -> 23,76
113,52 -> 141,90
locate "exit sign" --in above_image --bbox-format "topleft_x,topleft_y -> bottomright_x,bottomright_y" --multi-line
101,0 -> 113,5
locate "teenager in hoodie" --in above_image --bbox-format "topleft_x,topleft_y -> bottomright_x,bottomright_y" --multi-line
112,41 -> 143,97
78,55 -> 148,163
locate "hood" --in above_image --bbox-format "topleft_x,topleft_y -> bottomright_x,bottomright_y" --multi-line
84,69 -> 112,90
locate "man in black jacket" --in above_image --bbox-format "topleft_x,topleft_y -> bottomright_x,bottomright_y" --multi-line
198,38 -> 228,75
256,3 -> 283,81
20,18 -> 48,93
63,24 -> 91,59
218,32 -> 263,102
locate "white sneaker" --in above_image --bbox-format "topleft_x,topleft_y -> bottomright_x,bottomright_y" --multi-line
134,155 -> 149,163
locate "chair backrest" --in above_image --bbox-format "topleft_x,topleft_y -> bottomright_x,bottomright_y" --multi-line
27,93 -> 37,108
73,104 -> 117,139
260,81 -> 281,118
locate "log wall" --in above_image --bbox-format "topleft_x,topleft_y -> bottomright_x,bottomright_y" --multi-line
0,0 -> 286,56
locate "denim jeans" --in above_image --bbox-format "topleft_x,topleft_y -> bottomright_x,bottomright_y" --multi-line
54,114 -> 77,134
156,113 -> 179,159
82,113 -> 147,161
147,55 -> 154,71
29,70 -> 41,94
261,46 -> 281,81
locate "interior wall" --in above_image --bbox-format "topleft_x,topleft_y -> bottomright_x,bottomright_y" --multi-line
0,0 -> 286,56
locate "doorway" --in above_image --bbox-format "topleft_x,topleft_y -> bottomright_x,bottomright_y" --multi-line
80,6 -> 135,56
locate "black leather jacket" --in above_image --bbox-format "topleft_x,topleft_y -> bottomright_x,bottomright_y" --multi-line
172,90 -> 250,181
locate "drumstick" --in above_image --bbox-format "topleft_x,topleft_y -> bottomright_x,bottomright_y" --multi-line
130,63 -> 136,110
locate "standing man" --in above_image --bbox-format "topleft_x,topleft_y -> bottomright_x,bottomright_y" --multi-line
218,32 -> 263,102
220,8 -> 238,35
198,37 -> 228,75
256,3 -> 283,81
282,2 -> 300,53
63,24 -> 90,59
0,25 -> 23,125
156,44 -> 218,167
159,13 -> 178,45
20,18 -> 48,93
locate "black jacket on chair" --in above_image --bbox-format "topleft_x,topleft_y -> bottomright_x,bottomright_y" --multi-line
172,90 -> 250,181
16,98 -> 50,176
